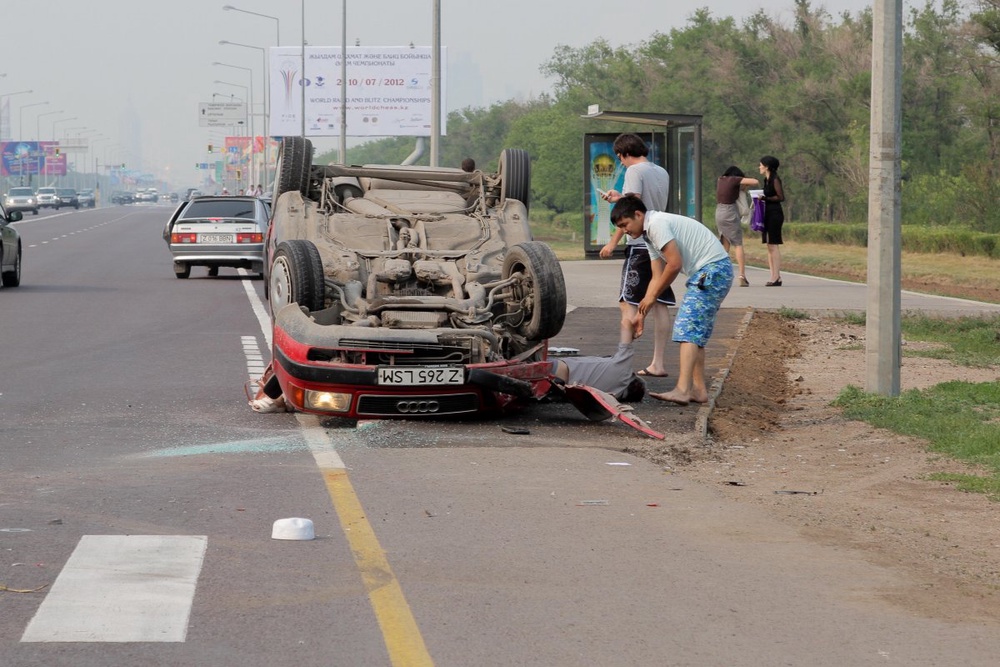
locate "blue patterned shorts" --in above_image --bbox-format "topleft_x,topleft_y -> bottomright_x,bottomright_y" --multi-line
672,259 -> 733,347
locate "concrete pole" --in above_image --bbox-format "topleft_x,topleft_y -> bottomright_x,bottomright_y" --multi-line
865,0 -> 903,396
339,0 -> 347,164
430,0 -> 440,167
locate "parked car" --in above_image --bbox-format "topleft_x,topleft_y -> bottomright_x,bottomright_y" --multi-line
162,195 -> 269,278
36,187 -> 60,209
4,187 -> 38,215
1,200 -> 23,287
56,188 -> 80,209
263,137 -> 567,420
77,189 -> 96,208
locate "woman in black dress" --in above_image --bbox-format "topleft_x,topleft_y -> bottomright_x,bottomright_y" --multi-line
758,155 -> 785,286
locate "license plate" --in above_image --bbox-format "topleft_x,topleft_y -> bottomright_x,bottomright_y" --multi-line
201,233 -> 234,243
377,366 -> 464,386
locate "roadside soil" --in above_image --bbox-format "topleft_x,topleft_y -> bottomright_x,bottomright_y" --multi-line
649,311 -> 1000,623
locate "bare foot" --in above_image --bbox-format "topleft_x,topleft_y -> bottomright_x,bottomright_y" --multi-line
649,390 -> 691,406
650,388 -> 710,406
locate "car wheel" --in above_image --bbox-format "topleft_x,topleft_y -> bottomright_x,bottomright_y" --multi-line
32,209 -> 38,216
501,241 -> 566,341
174,262 -> 191,279
1,243 -> 22,288
273,136 -> 313,202
499,148 -> 531,213
269,240 -> 325,314
207,267 -> 219,277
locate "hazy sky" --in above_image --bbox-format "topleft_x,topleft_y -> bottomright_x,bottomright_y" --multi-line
0,0 -> 876,188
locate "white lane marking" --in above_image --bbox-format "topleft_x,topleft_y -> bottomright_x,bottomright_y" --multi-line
297,413 -> 347,470
21,535 -> 207,643
239,268 -> 272,348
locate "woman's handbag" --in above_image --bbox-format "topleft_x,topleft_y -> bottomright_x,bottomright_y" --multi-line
750,196 -> 766,232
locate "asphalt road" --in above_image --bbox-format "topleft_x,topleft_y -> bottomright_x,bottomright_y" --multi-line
2,206 -> 999,666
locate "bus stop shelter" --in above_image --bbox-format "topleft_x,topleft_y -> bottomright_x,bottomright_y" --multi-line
580,105 -> 703,257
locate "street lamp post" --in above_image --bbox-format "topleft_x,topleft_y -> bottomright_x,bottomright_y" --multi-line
213,62 -> 255,189
0,88 -> 32,142
222,5 -> 280,45
35,110 -> 63,185
17,101 -> 48,185
220,40 -> 270,189
213,76 -> 254,190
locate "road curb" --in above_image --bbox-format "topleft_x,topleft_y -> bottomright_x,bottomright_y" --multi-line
695,307 -> 756,440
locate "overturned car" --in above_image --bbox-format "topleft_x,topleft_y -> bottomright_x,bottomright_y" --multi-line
265,137 -> 568,419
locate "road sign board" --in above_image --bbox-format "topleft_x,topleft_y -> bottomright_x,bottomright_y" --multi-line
198,102 -> 246,127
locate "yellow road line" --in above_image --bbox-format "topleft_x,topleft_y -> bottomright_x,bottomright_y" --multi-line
297,415 -> 433,666
323,469 -> 434,667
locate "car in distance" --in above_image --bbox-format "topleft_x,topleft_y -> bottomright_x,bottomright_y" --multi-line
77,189 -> 96,208
111,191 -> 134,205
36,187 -> 60,209
264,137 -> 566,420
162,195 -> 269,278
56,188 -> 80,209
4,187 -> 39,215
1,200 -> 24,287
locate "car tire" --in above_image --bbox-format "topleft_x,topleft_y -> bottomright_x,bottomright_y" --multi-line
273,136 -> 313,202
1,243 -> 22,288
499,148 -> 531,212
174,262 -> 191,279
32,209 -> 38,215
207,267 -> 219,277
269,240 -> 325,314
501,241 -> 566,341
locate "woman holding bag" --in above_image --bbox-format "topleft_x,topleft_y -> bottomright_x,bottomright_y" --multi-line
715,166 -> 759,287
758,155 -> 786,286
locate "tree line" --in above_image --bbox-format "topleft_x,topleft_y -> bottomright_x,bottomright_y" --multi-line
325,0 -> 1000,233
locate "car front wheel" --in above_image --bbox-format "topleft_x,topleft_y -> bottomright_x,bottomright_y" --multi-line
269,240 -> 325,315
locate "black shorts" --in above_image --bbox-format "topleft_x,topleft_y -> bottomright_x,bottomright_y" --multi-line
619,245 -> 676,306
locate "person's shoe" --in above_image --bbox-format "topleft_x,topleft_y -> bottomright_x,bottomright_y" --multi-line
765,279 -> 782,287
739,275 -> 750,287
250,395 -> 286,413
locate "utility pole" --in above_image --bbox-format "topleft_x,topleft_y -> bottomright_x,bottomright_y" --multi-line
865,0 -> 903,396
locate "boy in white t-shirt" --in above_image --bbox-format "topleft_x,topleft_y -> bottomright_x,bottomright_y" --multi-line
610,194 -> 733,407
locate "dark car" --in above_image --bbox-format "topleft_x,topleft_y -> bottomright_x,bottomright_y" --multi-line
111,191 -> 134,205
162,195 -> 269,278
56,188 -> 80,209
1,200 -> 24,287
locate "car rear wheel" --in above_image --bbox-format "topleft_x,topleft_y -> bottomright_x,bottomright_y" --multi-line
501,241 -> 566,341
273,136 -> 313,202
269,240 -> 325,314
174,262 -> 190,279
499,148 -> 531,212
1,244 -> 21,288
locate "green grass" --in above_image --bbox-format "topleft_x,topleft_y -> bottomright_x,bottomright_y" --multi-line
898,314 -> 1000,367
777,307 -> 809,320
833,382 -> 1000,499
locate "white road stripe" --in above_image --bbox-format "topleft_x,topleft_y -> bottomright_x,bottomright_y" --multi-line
21,535 -> 207,643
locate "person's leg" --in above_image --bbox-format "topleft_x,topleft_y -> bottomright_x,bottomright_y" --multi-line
645,303 -> 671,376
734,244 -> 748,285
649,341 -> 703,405
767,243 -> 781,282
619,301 -> 637,345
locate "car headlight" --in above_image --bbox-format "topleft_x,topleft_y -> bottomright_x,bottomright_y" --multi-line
304,390 -> 352,412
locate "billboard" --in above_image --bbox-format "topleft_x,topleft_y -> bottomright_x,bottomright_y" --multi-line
1,141 -> 44,177
269,45 -> 447,137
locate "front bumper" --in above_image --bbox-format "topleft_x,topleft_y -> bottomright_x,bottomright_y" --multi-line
271,304 -> 553,418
